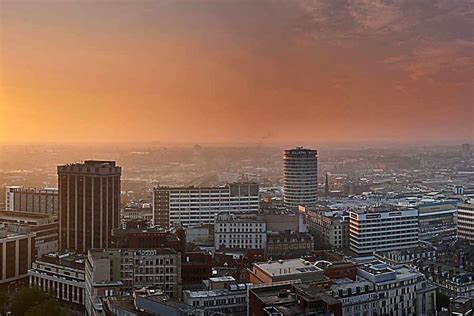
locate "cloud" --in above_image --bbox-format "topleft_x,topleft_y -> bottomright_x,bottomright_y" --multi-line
407,39 -> 474,82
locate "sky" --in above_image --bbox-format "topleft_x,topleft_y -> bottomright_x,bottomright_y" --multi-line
0,0 -> 473,145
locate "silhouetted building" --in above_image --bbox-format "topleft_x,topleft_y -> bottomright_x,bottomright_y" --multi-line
58,160 -> 121,253
181,251 -> 213,287
283,147 -> 318,208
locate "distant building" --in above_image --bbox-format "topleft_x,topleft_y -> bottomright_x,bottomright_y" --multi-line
0,211 -> 58,257
283,147 -> 318,208
152,183 -> 259,228
58,160 -> 121,253
417,201 -> 457,241
214,213 -> 266,251
5,186 -> 58,215
121,202 -> 152,222
28,252 -> 85,306
349,207 -> 419,254
458,201 -> 474,245
461,143 -> 471,159
266,231 -> 314,258
111,223 -> 185,253
306,209 -> 349,249
0,225 -> 35,286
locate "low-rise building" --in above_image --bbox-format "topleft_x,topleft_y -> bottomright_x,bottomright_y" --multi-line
85,248 -> 182,315
417,260 -> 474,298
247,258 -> 326,285
375,245 -> 437,265
266,231 -> 314,258
0,211 -> 58,257
121,202 -> 153,222
248,282 -> 342,316
214,213 -> 266,251
28,252 -> 85,306
330,278 -> 378,316
306,209 -> 349,249
183,276 -> 251,315
0,225 -> 35,287
356,261 -> 437,316
111,223 -> 185,253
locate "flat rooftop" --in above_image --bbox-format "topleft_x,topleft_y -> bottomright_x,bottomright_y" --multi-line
255,258 -> 323,277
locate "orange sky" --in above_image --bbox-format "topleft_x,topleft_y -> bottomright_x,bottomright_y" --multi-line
0,1 -> 472,144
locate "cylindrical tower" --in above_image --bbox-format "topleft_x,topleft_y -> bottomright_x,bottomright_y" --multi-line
283,147 -> 318,208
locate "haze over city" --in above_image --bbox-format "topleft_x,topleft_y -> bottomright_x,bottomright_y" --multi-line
1,0 -> 472,145
0,1 -> 473,316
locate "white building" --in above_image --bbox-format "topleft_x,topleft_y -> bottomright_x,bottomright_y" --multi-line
183,276 -> 251,315
333,261 -> 436,316
28,253 -> 85,306
152,183 -> 259,228
214,213 -> 266,250
458,201 -> 474,245
349,207 -> 418,254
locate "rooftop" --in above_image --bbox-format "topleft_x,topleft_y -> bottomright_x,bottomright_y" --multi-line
254,258 -> 323,277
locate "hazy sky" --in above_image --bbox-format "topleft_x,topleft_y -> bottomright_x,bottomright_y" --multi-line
1,0 -> 473,144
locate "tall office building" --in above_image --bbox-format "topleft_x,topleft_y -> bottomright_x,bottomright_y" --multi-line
457,201 -> 474,245
5,186 -> 58,215
349,207 -> 419,254
58,160 -> 121,253
152,183 -> 259,228
283,147 -> 318,208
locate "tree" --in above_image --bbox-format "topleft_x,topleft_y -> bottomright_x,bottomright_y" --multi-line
0,290 -> 9,316
10,287 -> 49,316
25,298 -> 64,316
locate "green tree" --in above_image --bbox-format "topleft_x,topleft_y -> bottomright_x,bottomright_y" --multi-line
25,298 -> 64,316
0,290 -> 10,316
10,287 -> 49,316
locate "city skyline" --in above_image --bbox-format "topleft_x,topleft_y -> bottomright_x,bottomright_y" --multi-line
1,0 -> 473,145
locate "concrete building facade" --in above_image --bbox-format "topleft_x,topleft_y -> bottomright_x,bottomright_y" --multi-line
152,183 -> 259,228
349,207 -> 419,254
214,213 -> 266,251
58,160 -> 121,253
283,147 -> 318,209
